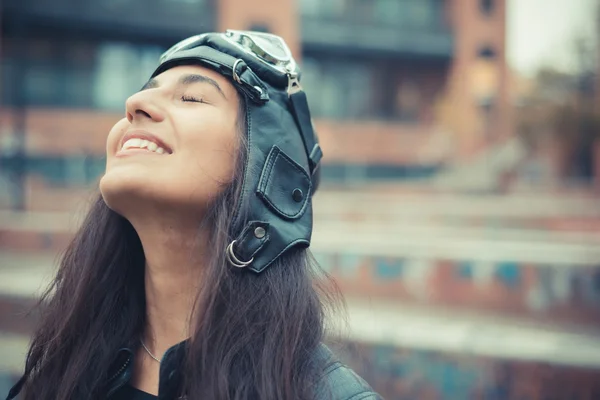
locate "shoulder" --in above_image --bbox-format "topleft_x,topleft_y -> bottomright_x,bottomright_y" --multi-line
312,344 -> 383,400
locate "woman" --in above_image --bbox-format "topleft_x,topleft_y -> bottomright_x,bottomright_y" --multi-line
6,31 -> 381,400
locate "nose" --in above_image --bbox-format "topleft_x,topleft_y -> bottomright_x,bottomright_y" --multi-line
125,90 -> 166,123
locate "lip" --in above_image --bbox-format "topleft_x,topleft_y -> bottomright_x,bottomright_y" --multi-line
118,130 -> 173,156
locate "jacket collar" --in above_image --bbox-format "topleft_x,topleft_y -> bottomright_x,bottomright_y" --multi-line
107,340 -> 188,399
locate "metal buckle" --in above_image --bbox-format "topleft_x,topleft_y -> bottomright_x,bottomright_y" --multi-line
287,73 -> 302,97
232,59 -> 244,84
225,240 -> 253,268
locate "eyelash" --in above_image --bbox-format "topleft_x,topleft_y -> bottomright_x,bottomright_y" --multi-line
181,95 -> 204,103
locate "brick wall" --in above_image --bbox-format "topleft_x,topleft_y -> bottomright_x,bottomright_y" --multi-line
341,341 -> 600,400
0,109 -> 442,166
444,0 -> 512,158
316,253 -> 600,329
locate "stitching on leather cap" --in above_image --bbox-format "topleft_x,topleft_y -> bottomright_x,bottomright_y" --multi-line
264,152 -> 279,197
248,233 -> 269,259
258,147 -> 311,219
251,238 -> 309,273
160,49 -> 266,101
278,148 -> 311,177
257,146 -> 279,195
272,149 -> 311,217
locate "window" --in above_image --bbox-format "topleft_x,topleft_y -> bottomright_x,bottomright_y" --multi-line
320,163 -> 441,183
299,0 -> 321,16
480,0 -> 494,16
471,54 -> 499,107
374,0 -> 403,25
404,1 -> 437,28
24,63 -> 65,106
1,54 -> 17,106
2,38 -> 164,110
301,57 -> 374,119
65,42 -> 96,108
302,53 -> 440,122
301,0 -> 345,18
93,43 -> 163,110
585,269 -> 600,304
478,46 -> 496,59
495,262 -> 521,288
302,0 -> 442,27
23,156 -> 105,187
593,270 -> 600,293
394,80 -> 422,122
247,23 -> 271,33
19,40 -> 67,107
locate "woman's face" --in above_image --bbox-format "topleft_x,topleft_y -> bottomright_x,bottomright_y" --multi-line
100,65 -> 241,217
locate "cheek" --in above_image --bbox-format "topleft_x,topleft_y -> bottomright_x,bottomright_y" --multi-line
100,112 -> 240,211
106,118 -> 129,154
175,118 -> 239,198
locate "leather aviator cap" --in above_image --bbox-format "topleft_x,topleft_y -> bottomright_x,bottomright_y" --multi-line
151,30 -> 323,273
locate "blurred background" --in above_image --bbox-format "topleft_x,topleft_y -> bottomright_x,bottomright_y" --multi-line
1,0 -> 600,398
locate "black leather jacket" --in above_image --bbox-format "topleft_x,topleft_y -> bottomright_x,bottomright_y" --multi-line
6,343 -> 382,400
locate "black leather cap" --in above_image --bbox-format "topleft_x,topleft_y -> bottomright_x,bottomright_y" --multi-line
151,31 -> 322,273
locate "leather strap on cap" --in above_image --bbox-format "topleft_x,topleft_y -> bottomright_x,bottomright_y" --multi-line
233,221 -> 270,266
153,46 -> 270,104
289,90 -> 322,176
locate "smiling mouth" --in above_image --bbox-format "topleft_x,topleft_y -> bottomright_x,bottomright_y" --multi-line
119,138 -> 169,155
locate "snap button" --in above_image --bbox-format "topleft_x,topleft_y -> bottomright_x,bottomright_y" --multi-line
292,188 -> 304,202
254,226 -> 266,239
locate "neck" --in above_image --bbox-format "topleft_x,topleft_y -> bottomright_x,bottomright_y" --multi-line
129,210 -> 208,358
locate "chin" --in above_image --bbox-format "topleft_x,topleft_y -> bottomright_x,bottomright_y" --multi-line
100,174 -> 130,215
99,171 -> 153,215
99,171 -> 208,216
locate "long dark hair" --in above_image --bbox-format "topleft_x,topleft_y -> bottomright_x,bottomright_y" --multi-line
19,97 -> 341,399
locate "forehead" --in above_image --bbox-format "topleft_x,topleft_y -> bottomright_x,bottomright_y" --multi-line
154,64 -> 238,98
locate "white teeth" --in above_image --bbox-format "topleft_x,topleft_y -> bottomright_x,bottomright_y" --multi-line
121,138 -> 168,154
122,138 -> 142,149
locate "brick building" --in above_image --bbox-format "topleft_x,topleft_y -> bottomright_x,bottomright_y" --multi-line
0,0 -> 511,210
15,2 -> 600,397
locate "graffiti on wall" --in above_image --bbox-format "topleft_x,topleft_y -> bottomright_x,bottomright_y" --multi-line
312,250 -> 600,314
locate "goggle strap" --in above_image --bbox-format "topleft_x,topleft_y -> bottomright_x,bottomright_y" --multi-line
289,90 -> 323,176
155,46 -> 270,104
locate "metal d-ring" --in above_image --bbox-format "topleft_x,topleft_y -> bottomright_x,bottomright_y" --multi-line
226,240 -> 253,268
232,59 -> 244,84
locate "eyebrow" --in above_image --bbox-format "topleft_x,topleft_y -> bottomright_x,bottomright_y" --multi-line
140,73 -> 227,100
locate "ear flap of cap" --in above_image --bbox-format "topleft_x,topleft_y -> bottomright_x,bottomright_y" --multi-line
257,146 -> 312,220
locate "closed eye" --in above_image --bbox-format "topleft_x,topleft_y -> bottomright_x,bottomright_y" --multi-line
181,94 -> 205,103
